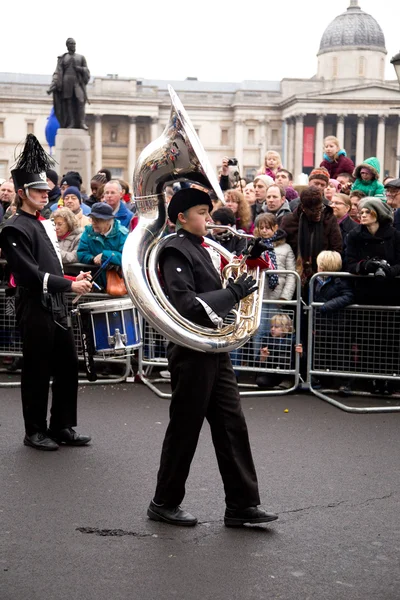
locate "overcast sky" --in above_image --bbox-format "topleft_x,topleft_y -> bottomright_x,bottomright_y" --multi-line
2,0 -> 399,82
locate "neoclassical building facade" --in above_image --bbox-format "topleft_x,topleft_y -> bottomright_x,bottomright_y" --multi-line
1,0 -> 400,186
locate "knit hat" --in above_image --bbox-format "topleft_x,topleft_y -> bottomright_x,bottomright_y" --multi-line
62,186 -> 82,202
61,171 -> 82,189
168,188 -> 213,224
254,174 -> 274,187
359,198 -> 393,224
46,169 -> 59,187
89,202 -> 115,220
353,157 -> 380,181
384,178 -> 400,189
328,179 -> 341,190
309,167 -> 330,185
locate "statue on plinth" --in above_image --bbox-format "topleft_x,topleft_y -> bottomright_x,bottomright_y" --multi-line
47,38 -> 90,130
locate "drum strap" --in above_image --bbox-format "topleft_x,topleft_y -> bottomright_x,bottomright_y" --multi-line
73,309 -> 97,382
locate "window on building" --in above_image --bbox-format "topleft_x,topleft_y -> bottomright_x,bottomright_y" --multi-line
0,121 -> 4,138
359,56 -> 365,77
245,167 -> 257,181
248,128 -> 255,145
271,129 -> 279,146
27,121 -> 35,135
137,127 -> 146,145
332,57 -> 338,79
110,168 -> 123,179
110,126 -> 118,143
220,128 -> 228,146
0,161 -> 7,179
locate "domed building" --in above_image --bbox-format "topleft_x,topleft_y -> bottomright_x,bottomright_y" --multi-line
317,0 -> 387,83
0,1 -> 399,185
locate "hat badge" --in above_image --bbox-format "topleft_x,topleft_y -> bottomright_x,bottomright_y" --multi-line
39,172 -> 47,182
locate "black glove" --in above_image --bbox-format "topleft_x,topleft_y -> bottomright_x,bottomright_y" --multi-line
363,259 -> 383,274
226,273 -> 258,302
248,237 -> 269,259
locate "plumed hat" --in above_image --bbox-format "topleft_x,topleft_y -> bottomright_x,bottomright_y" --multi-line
168,188 -> 213,224
11,134 -> 54,191
359,198 -> 393,224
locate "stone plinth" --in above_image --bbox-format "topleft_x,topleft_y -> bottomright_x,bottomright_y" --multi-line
55,128 -> 91,191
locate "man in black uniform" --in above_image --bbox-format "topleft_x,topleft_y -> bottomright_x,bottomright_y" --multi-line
0,135 -> 92,451
147,187 -> 278,527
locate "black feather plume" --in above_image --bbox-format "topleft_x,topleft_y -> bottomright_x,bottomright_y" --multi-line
14,134 -> 55,172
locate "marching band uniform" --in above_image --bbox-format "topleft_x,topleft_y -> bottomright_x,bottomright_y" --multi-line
148,188 -> 278,527
0,135 -> 91,450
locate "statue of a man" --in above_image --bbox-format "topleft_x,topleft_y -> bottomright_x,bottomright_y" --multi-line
47,38 -> 90,130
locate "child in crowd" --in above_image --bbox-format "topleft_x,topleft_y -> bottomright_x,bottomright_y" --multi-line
313,251 -> 355,393
251,212 -> 296,354
257,151 -> 282,180
256,314 -> 302,389
320,136 -> 354,180
351,157 -> 385,198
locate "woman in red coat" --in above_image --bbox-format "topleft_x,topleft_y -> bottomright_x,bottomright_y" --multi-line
320,136 -> 354,180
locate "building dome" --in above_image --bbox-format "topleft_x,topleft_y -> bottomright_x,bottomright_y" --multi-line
318,1 -> 386,56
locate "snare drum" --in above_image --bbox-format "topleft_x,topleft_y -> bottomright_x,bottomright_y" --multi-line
77,298 -> 141,357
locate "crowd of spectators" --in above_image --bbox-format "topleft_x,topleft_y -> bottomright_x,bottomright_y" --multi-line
1,132 -> 400,394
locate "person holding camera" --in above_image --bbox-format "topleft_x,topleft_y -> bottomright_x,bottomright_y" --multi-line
345,198 -> 400,305
219,156 -> 241,192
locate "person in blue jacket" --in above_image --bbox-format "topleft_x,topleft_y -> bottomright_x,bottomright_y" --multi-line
103,180 -> 133,228
77,202 -> 128,289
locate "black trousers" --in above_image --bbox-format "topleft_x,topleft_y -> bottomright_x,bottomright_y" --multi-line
153,345 -> 260,509
17,295 -> 78,436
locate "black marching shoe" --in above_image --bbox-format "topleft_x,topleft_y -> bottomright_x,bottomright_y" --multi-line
147,500 -> 198,527
24,432 -> 59,451
224,506 -> 278,528
48,427 -> 91,446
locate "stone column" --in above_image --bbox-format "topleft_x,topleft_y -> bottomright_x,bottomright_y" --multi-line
336,114 -> 345,148
315,114 -> 325,165
259,119 -> 267,165
234,118 -> 244,170
356,115 -> 365,166
376,115 -> 386,176
396,117 -> 400,178
128,117 -> 137,184
287,118 -> 295,174
151,117 -> 159,141
94,115 -> 102,173
294,114 -> 304,178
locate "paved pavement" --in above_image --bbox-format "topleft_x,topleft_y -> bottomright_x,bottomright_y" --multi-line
1,381 -> 400,600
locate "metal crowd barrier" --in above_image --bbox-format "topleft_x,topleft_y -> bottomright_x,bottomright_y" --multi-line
137,270 -> 302,398
307,272 -> 400,413
0,288 -> 132,388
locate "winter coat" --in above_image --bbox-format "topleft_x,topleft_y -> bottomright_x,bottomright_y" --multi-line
314,275 -> 354,312
320,150 -> 354,180
281,205 -> 343,260
339,214 -> 358,253
263,230 -> 296,301
74,209 -> 91,229
114,201 -> 134,228
345,222 -> 400,305
263,199 -> 292,225
77,219 -> 129,288
394,208 -> 400,232
58,227 -> 83,265
351,157 -> 386,198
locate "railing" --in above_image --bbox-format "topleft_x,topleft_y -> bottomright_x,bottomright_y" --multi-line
137,270 -> 302,399
307,272 -> 400,414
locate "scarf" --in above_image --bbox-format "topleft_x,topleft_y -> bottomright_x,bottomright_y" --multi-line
261,235 -> 279,290
296,211 -> 325,286
323,149 -> 347,163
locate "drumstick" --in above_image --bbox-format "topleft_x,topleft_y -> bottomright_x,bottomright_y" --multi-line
72,254 -> 114,305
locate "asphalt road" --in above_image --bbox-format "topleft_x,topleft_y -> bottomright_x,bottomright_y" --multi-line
1,382 -> 400,600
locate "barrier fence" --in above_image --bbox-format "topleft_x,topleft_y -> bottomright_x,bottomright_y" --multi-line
307,272 -> 400,414
0,288 -> 133,387
137,270 -> 303,398
1,270 -> 400,412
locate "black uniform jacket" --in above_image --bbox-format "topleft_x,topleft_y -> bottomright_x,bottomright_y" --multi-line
0,210 -> 72,294
159,229 -> 238,328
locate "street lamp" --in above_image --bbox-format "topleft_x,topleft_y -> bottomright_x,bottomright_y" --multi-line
391,51 -> 400,86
